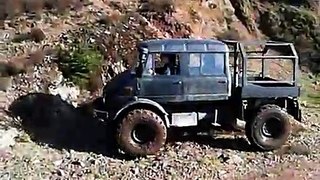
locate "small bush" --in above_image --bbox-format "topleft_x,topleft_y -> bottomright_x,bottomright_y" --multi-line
56,42 -> 103,89
30,27 -> 46,42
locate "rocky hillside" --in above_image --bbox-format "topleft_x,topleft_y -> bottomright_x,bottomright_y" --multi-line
0,0 -> 320,179
0,0 -> 319,92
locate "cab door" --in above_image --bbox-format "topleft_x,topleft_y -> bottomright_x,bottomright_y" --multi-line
181,53 -> 230,101
138,53 -> 185,103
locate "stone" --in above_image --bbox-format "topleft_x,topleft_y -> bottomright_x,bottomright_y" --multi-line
30,28 -> 46,43
0,76 -> 12,92
0,30 -> 15,43
289,144 -> 311,155
0,128 -> 19,149
47,83 -> 80,107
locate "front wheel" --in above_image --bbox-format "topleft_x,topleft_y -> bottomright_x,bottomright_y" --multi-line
116,109 -> 167,156
246,105 -> 291,151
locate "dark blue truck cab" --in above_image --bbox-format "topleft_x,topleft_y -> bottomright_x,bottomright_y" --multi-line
96,38 -> 302,157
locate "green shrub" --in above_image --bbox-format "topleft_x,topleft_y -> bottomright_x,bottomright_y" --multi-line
57,42 -> 103,89
259,3 -> 320,50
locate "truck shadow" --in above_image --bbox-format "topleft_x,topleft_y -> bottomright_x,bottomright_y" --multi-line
8,93 -> 255,160
8,93 -> 125,159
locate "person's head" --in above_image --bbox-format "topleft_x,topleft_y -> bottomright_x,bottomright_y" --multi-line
160,53 -> 171,64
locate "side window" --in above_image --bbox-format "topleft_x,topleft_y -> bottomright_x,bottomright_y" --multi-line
201,53 -> 225,76
188,53 -> 201,76
143,53 -> 181,76
188,53 -> 225,76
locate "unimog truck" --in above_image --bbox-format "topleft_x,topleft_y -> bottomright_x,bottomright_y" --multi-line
93,38 -> 302,157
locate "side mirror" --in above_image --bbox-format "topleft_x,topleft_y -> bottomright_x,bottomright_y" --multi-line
136,47 -> 149,78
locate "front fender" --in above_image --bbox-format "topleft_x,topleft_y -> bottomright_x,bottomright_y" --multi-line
112,98 -> 170,127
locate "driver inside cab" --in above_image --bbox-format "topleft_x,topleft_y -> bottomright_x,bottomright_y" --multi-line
155,53 -> 176,75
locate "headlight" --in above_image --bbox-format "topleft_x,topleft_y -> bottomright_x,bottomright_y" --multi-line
123,86 -> 133,96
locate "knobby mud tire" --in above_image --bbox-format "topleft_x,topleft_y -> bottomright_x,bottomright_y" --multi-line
116,109 -> 167,156
246,104 -> 291,151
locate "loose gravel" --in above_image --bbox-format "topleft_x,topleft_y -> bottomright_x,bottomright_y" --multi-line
0,96 -> 319,179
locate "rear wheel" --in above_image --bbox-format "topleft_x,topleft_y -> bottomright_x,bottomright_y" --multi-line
116,109 -> 167,156
246,105 -> 291,151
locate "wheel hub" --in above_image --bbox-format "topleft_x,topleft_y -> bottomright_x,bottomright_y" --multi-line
132,123 -> 156,144
261,117 -> 284,138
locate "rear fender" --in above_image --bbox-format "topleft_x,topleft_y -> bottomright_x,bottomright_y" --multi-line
113,98 -> 170,127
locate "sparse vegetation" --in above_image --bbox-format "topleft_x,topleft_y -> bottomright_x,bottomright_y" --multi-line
258,3 -> 320,74
56,41 -> 103,89
300,73 -> 320,105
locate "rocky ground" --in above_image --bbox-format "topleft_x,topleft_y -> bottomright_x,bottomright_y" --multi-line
0,94 -> 319,179
0,0 -> 320,179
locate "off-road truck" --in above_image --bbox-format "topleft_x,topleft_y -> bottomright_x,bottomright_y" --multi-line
93,38 -> 302,156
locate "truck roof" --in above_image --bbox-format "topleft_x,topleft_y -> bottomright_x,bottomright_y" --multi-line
138,38 -> 228,53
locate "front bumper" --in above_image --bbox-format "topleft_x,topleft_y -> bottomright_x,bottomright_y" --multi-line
92,97 -> 109,120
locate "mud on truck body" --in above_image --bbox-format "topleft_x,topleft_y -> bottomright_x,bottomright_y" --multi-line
93,38 -> 302,157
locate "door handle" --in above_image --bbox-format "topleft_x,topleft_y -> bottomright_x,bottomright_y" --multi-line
173,81 -> 182,85
218,80 -> 227,84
